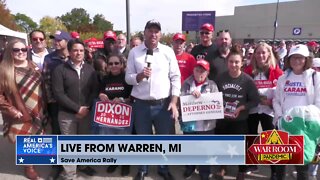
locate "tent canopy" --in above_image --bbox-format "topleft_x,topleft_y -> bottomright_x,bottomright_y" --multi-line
0,24 -> 28,45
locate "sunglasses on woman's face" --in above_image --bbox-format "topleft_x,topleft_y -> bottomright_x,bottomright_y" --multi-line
108,62 -> 120,66
12,48 -> 28,53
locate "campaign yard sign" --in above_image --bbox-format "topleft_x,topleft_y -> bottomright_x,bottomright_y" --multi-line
94,101 -> 132,127
87,40 -> 104,48
180,92 -> 224,122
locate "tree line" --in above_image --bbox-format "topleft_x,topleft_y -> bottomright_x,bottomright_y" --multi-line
0,0 -> 113,40
0,0 -> 178,45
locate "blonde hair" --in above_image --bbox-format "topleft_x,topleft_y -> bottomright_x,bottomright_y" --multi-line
0,39 -> 26,93
251,42 -> 277,75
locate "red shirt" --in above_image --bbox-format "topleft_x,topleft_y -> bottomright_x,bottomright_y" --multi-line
176,52 -> 197,84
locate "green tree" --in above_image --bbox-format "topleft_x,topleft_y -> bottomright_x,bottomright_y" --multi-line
92,14 -> 113,32
160,32 -> 175,45
80,32 -> 104,41
0,0 -> 18,30
39,16 -> 67,36
13,13 -> 38,33
58,8 -> 91,31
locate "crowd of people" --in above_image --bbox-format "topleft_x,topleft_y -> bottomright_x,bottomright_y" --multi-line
0,19 -> 320,180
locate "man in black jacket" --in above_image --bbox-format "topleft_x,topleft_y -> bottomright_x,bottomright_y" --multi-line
52,39 -> 99,180
44,30 -> 72,180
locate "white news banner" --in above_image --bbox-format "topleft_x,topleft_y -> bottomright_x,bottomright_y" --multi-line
16,135 -> 245,165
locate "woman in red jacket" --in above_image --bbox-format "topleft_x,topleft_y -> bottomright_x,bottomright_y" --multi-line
243,42 -> 283,179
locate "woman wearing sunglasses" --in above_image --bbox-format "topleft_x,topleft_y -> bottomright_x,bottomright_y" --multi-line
0,39 -> 47,180
97,53 -> 133,176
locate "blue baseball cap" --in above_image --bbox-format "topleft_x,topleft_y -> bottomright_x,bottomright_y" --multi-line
49,30 -> 72,41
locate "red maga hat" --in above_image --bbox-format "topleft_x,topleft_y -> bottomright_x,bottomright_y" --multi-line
196,60 -> 210,71
103,31 -> 117,41
172,33 -> 186,41
200,23 -> 214,32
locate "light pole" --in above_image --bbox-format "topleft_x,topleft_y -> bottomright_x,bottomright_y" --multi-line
126,0 -> 131,45
272,0 -> 280,44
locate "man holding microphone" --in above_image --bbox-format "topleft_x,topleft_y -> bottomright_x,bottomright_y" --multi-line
125,20 -> 181,180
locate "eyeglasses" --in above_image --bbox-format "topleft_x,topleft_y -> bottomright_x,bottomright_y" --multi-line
32,37 -> 45,42
12,48 -> 28,53
108,62 -> 120,66
200,31 -> 210,35
217,29 -> 229,36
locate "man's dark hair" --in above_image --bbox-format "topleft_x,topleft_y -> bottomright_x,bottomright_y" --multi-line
29,29 -> 46,41
67,38 -> 85,51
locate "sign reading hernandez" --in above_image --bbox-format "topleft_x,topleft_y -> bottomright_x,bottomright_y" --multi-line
94,101 -> 132,127
246,129 -> 304,165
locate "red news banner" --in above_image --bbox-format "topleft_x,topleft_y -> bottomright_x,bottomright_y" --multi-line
94,101 -> 132,127
246,130 -> 304,165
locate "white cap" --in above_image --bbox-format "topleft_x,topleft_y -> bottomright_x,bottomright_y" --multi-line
313,58 -> 320,68
288,44 -> 310,57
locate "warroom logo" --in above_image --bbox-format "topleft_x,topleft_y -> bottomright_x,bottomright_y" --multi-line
246,130 -> 304,165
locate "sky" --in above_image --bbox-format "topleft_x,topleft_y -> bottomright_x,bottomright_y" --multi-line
6,0 -> 296,33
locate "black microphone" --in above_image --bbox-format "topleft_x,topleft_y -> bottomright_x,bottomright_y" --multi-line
145,49 -> 153,80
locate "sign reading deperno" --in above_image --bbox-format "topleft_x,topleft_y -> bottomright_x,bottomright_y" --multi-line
180,92 -> 224,122
94,101 -> 132,127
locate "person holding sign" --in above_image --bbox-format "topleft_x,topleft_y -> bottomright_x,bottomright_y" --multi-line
243,42 -> 283,178
179,60 -> 219,180
215,46 -> 260,180
98,53 -> 133,176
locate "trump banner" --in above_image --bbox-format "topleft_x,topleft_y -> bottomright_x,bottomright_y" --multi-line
93,101 -> 132,127
180,92 -> 224,122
